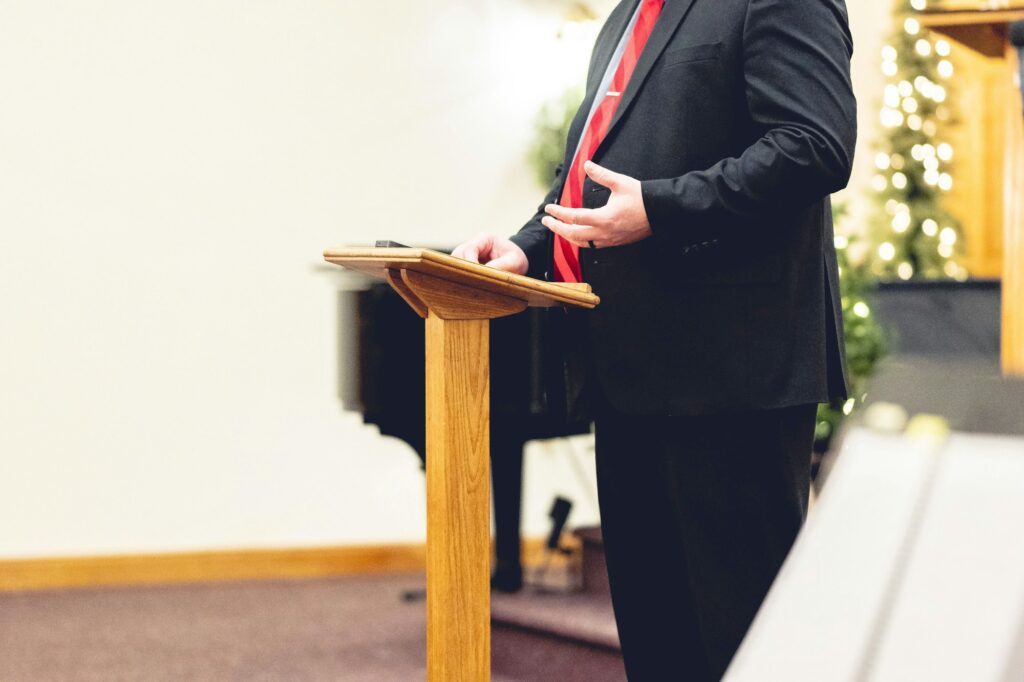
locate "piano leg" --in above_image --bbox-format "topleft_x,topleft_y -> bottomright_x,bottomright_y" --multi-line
491,427 -> 526,593
401,430 -> 525,601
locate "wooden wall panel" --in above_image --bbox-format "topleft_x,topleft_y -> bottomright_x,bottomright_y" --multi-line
944,42 -> 1006,277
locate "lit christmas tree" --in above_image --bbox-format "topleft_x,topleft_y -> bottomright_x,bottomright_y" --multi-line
868,0 -> 966,281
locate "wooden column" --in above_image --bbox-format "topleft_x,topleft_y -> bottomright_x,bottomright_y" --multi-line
1002,42 -> 1024,375
424,313 -> 491,682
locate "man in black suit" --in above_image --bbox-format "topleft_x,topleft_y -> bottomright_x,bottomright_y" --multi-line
454,0 -> 856,678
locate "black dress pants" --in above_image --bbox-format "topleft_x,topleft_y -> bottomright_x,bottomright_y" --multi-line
594,401 -> 817,681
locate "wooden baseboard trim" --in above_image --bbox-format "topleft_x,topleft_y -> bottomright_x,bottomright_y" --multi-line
0,537 -> 568,593
0,543 -> 427,593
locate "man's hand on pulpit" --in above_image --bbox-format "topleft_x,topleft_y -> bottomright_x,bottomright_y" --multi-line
452,234 -> 529,275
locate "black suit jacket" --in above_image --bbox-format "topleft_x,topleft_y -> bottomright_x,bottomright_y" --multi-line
509,0 -> 856,417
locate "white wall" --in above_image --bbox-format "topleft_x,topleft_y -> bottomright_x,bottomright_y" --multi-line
0,0 -> 884,559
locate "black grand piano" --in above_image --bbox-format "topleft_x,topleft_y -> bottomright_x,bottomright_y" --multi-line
337,260 -> 591,591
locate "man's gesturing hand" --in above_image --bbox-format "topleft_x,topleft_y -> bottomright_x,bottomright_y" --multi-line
542,161 -> 652,249
451,234 -> 529,275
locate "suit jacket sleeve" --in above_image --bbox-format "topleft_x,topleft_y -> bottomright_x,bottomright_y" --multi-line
509,165 -> 562,280
640,0 -> 857,244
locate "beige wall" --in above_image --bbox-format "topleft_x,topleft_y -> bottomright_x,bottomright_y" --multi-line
0,0 -> 885,560
0,0 -> 604,559
844,0 -> 891,228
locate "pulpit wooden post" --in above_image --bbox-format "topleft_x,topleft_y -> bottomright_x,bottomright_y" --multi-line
424,313 -> 491,681
323,247 -> 599,681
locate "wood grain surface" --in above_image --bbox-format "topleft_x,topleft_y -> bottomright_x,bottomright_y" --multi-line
425,313 -> 491,681
0,545 -> 427,592
322,247 -> 598,309
401,269 -> 527,321
919,11 -> 1024,376
1002,42 -> 1024,375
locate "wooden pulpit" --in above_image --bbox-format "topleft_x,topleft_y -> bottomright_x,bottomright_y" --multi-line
919,3 -> 1024,375
322,246 -> 599,681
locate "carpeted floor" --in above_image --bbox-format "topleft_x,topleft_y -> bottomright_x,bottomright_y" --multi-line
0,573 -> 522,682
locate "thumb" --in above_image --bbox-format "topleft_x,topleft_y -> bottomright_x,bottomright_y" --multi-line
584,160 -> 622,189
487,251 -> 516,271
487,250 -> 527,275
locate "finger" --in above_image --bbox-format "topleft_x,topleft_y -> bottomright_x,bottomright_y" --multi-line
544,203 -> 602,227
457,242 -> 482,263
460,235 -> 494,263
541,215 -> 599,247
486,251 -> 520,273
584,160 -> 625,190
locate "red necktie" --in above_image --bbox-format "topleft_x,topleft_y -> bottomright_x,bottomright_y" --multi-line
553,0 -> 665,283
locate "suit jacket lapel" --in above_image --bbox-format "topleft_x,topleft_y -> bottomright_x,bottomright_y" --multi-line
562,1 -> 639,173
598,0 -> 698,155
588,1 -> 638,100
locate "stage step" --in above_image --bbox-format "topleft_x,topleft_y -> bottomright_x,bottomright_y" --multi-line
491,525 -> 623,681
492,590 -> 623,681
